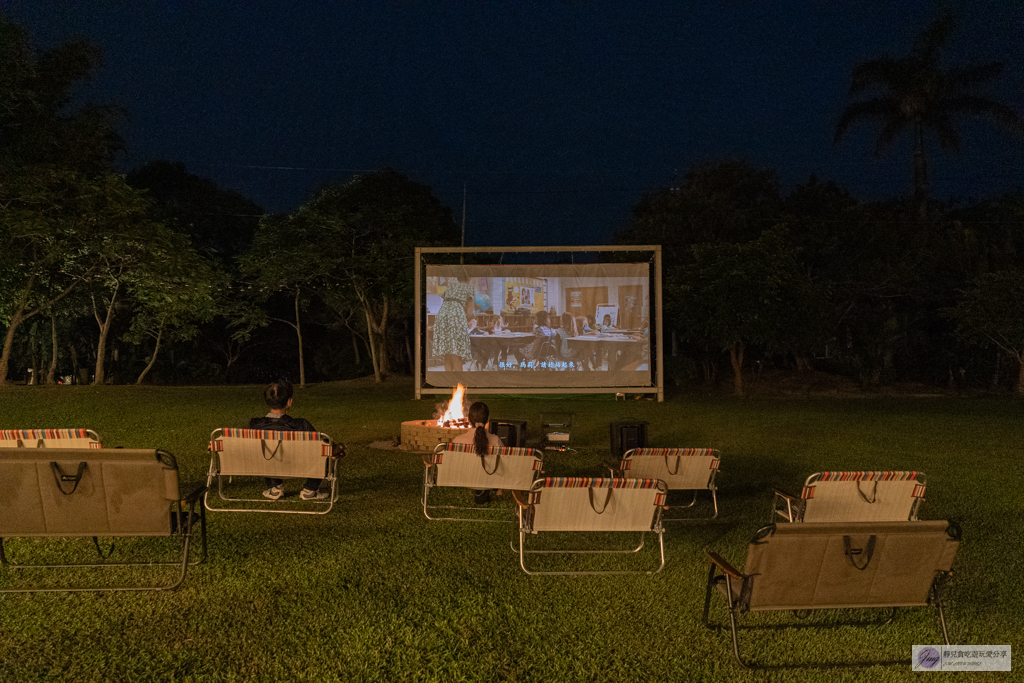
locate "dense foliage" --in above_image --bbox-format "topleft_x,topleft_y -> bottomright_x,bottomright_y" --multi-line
1,13 -> 1022,393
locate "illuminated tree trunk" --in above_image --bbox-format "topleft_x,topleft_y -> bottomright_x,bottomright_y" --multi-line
0,310 -> 25,386
294,289 -> 305,387
364,309 -> 381,383
46,313 -> 58,385
136,324 -> 164,385
1016,353 -> 1024,396
730,340 -> 745,396
93,284 -> 119,385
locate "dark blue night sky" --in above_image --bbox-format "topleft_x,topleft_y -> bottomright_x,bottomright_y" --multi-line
5,0 -> 1023,246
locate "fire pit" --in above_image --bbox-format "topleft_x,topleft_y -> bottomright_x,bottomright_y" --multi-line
399,384 -> 474,452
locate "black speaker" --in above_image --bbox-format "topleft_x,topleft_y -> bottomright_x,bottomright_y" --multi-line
610,421 -> 648,458
489,419 -> 527,448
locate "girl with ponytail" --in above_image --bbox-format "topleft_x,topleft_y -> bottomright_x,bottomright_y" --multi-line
453,401 -> 504,503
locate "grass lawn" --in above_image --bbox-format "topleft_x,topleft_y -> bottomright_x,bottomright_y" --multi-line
0,379 -> 1021,682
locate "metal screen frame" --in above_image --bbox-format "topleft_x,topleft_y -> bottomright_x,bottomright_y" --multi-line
414,245 -> 664,402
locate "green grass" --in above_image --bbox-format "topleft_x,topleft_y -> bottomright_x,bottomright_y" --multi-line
0,380 -> 1021,682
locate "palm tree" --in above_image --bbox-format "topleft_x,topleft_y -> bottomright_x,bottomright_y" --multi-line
835,12 -> 1021,218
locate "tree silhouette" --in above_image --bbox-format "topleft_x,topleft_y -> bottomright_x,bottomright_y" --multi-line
835,12 -> 1021,218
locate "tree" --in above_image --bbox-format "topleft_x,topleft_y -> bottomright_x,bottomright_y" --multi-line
947,270 -> 1024,394
77,176 -> 178,385
677,228 -> 827,395
0,16 -> 120,175
617,160 -> 780,263
292,169 -> 458,382
616,160 -> 782,371
835,12 -> 1022,219
0,16 -> 121,384
239,214 -> 335,387
126,161 -> 263,263
0,169 -> 119,384
123,231 -> 221,384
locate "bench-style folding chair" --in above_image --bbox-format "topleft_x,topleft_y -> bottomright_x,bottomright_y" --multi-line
703,520 -> 960,669
513,476 -> 668,575
773,471 -> 926,523
613,448 -> 720,520
0,429 -> 101,449
205,428 -> 339,514
0,448 -> 206,593
423,442 -> 543,521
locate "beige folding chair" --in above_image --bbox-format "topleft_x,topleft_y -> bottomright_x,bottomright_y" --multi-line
513,476 -> 668,575
0,448 -> 206,593
773,471 -> 926,523
423,442 -> 543,521
615,447 -> 719,520
205,428 -> 339,514
703,520 -> 960,669
0,429 -> 101,449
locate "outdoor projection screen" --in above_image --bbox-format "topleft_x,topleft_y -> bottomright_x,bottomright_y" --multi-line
421,261 -> 654,391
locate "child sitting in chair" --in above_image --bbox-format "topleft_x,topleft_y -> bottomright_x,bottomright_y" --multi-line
251,379 -> 346,501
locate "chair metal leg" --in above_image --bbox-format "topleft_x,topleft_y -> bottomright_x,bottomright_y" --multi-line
516,531 -> 662,575
702,564 -> 716,628
663,489 -> 718,522
936,600 -> 950,645
723,573 -> 750,669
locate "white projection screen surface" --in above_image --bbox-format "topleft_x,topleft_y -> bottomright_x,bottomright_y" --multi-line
424,263 -> 652,389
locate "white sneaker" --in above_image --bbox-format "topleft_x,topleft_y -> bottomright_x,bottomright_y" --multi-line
300,488 -> 329,501
262,486 -> 284,500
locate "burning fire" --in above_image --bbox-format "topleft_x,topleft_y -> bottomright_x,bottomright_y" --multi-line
437,383 -> 470,428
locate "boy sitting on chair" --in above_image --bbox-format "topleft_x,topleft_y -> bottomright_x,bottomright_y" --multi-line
251,379 -> 345,501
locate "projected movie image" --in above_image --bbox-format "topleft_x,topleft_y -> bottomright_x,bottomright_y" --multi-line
425,264 -> 651,388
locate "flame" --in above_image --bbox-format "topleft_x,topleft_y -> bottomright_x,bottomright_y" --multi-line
437,383 -> 467,427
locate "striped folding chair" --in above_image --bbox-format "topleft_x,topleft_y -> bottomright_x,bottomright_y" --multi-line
614,447 -> 720,521
773,471 -> 926,523
0,448 -> 206,593
513,476 -> 668,575
205,428 -> 339,515
0,429 -> 101,449
703,520 -> 960,669
423,442 -> 543,521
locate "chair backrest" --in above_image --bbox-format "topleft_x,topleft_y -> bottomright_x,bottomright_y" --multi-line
429,442 -> 542,490
620,448 -> 719,490
0,429 -> 101,449
527,477 -> 666,532
741,520 -> 958,611
209,428 -> 331,479
0,448 -> 178,537
800,471 -> 925,522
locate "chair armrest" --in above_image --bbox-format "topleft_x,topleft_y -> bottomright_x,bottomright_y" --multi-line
773,487 -> 799,502
511,490 -> 531,509
772,488 -> 802,522
602,459 -> 623,477
182,484 -> 209,507
706,551 -> 744,579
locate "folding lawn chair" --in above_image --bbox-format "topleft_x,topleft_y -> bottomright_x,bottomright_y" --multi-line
773,471 -> 926,523
205,428 -> 339,514
513,476 -> 668,575
613,447 -> 720,520
0,448 -> 206,593
703,520 -> 960,669
423,442 -> 543,521
0,429 -> 101,449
